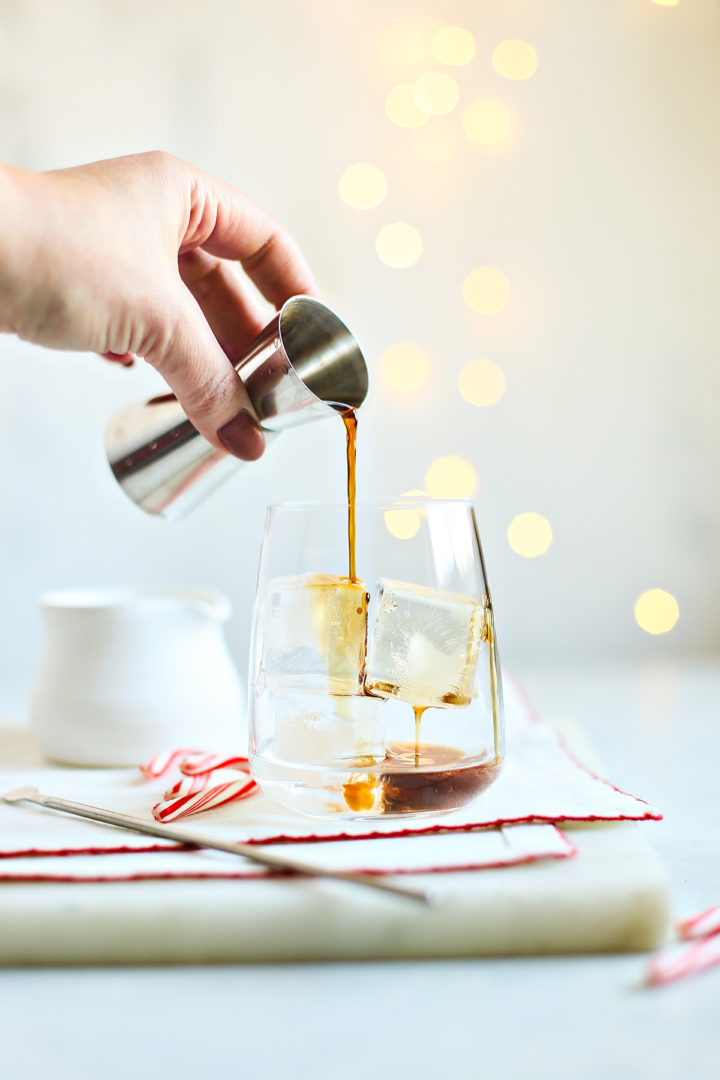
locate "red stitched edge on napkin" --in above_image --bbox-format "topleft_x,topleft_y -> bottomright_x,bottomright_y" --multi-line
0,801 -> 658,858
506,672 -> 662,816
0,843 -> 187,859
213,809 -> 660,848
0,826 -> 577,881
0,676 -> 660,858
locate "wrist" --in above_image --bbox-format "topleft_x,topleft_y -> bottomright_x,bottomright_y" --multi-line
0,163 -> 44,335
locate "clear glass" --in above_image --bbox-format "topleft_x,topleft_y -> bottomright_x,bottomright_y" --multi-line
248,500 -> 504,819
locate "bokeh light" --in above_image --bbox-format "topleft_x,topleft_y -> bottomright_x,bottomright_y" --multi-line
507,513 -> 553,558
463,98 -> 512,143
650,0 -> 679,6
634,590 -> 680,634
338,163 -> 388,209
375,223 -> 423,268
431,26 -> 476,66
424,455 -> 477,499
409,122 -> 458,163
385,83 -> 428,127
384,490 -> 427,540
458,358 -> 506,406
462,267 -> 510,313
491,40 -> 539,80
413,71 -> 459,115
379,342 -> 429,390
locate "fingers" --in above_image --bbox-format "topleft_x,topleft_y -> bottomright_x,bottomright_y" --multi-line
179,166 -> 321,309
178,248 -> 267,364
142,288 -> 265,460
113,154 -> 320,460
237,223 -> 320,310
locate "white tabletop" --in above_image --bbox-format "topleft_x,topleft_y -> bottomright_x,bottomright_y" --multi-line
2,661 -> 719,1079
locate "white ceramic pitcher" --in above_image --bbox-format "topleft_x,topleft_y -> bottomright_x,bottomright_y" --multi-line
29,586 -> 245,766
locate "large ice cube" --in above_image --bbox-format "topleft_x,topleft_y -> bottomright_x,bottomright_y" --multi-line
273,692 -> 384,765
264,574 -> 369,694
365,579 -> 484,707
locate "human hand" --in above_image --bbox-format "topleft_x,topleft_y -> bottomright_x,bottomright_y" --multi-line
0,151 -> 319,458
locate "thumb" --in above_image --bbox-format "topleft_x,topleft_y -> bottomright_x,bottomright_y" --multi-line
142,290 -> 265,460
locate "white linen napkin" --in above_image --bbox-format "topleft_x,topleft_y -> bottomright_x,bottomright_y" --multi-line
0,677 -> 659,878
0,824 -> 574,880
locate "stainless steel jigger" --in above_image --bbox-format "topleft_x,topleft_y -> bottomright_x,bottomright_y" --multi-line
105,296 -> 369,519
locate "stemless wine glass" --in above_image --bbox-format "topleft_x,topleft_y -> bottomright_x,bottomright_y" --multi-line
248,500 -> 504,819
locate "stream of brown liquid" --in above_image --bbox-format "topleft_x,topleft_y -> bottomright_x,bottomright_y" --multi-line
335,406 -> 498,814
340,407 -> 358,582
413,705 -> 425,767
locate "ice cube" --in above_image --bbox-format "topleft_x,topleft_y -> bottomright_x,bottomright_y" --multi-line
365,579 -> 484,708
273,692 -> 384,765
264,574 -> 369,694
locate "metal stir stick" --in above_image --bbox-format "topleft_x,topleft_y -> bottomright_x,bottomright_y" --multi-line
2,786 -> 437,905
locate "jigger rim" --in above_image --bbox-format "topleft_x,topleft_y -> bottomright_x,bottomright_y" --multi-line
276,294 -> 369,411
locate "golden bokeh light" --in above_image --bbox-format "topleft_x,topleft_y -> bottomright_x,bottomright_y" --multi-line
375,223 -> 423,268
338,163 -> 388,209
413,71 -> 460,115
384,490 -> 427,540
650,0 -> 679,6
409,121 -> 458,163
458,358 -> 506,406
385,83 -> 428,127
507,513 -> 553,558
424,455 -> 477,499
462,267 -> 510,313
634,590 -> 680,635
379,342 -> 429,390
491,40 -> 539,80
463,98 -> 512,144
431,26 -> 476,66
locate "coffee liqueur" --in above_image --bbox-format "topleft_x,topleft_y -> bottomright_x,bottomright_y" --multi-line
343,746 -> 500,815
340,407 -> 358,583
332,409 -> 499,815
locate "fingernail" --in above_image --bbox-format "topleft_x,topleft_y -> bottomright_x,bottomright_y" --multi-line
217,410 -> 265,461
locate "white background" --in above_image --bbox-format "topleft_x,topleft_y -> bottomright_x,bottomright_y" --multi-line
1,0 -> 719,715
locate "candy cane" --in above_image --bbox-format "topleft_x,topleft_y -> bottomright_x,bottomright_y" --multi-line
152,776 -> 258,822
140,747 -> 203,780
162,774 -> 209,799
142,747 -> 259,822
675,905 -> 720,941
180,753 -> 252,777
646,935 -> 720,987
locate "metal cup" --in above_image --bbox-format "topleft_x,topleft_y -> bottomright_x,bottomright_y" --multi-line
105,296 -> 369,519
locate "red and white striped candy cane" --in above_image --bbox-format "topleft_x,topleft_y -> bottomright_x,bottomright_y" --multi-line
152,775 -> 258,823
162,774 -> 209,800
140,748 -> 203,780
180,753 -> 252,777
646,935 -> 720,987
141,747 -> 259,822
675,905 -> 720,941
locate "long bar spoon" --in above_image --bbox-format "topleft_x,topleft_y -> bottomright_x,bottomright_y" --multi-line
2,786 -> 437,905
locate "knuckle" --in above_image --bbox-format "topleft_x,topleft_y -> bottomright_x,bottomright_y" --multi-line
132,294 -> 175,361
139,296 -> 246,427
199,366 -> 239,410
179,251 -> 223,295
142,149 -> 178,173
241,229 -> 281,275
186,368 -> 241,424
